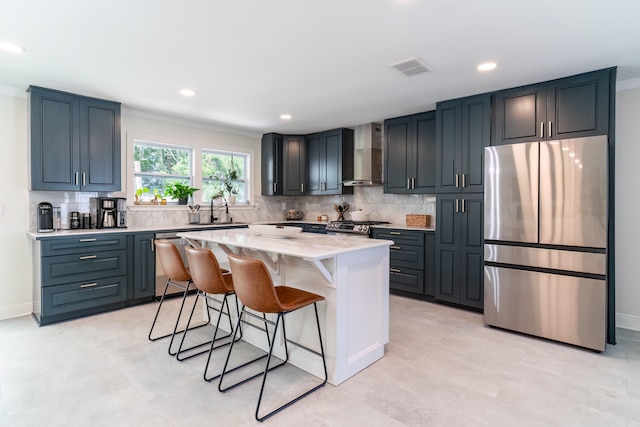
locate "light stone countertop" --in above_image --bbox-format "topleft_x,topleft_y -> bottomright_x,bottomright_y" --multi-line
178,228 -> 394,261
26,220 -> 434,240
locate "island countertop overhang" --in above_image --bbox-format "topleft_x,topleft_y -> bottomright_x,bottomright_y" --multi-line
176,228 -> 394,261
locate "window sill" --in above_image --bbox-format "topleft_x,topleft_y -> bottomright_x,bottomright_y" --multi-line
128,204 -> 255,212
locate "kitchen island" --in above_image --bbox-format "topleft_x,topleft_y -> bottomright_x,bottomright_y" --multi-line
177,228 -> 393,386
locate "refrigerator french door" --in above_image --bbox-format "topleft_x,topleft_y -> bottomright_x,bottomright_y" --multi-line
483,136 -> 608,351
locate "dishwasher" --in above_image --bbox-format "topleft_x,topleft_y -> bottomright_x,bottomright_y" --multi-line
154,231 -> 197,298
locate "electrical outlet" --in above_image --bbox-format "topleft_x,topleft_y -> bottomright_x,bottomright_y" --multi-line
281,202 -> 286,210
426,203 -> 434,214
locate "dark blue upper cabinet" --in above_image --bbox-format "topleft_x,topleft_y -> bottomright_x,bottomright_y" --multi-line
307,128 -> 353,196
261,133 -> 284,196
436,93 -> 490,193
384,111 -> 436,194
29,86 -> 121,191
492,68 -> 611,145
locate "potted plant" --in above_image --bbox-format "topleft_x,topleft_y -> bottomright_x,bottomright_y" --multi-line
134,187 -> 160,205
164,182 -> 199,205
212,168 -> 240,205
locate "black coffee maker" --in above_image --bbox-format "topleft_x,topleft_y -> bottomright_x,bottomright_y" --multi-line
91,197 -> 126,229
37,202 -> 54,232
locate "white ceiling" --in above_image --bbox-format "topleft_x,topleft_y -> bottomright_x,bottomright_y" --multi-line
1,0 -> 639,135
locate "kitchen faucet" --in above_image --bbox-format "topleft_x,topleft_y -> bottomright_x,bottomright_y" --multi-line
210,198 -> 230,223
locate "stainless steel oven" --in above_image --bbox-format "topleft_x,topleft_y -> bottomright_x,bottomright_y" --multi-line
325,220 -> 389,237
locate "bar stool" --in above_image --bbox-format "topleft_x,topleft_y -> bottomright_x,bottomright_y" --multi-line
179,246 -> 241,380
219,254 -> 328,422
149,239 -> 210,356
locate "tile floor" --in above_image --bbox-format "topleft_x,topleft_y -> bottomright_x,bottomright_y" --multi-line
1,295 -> 640,426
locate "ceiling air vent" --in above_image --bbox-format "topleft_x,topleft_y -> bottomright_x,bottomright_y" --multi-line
389,57 -> 434,77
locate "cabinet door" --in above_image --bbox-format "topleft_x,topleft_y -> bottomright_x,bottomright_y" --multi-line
79,97 -> 121,191
306,132 -> 324,194
384,116 -> 412,193
435,195 -> 461,303
460,194 -> 484,309
424,232 -> 435,297
323,129 -> 342,193
493,83 -> 546,145
283,135 -> 306,195
435,100 -> 461,193
261,133 -> 283,195
414,111 -> 436,192
546,69 -> 610,140
29,86 -> 80,190
461,94 -> 491,193
132,233 -> 156,299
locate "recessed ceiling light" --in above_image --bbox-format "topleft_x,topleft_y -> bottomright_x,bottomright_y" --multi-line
280,114 -> 292,120
0,42 -> 25,53
178,89 -> 196,96
477,62 -> 497,71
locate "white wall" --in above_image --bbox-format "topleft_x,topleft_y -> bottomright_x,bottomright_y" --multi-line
0,91 -> 33,319
615,86 -> 640,330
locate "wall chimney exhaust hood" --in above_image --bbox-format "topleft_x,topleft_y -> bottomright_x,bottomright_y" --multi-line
343,123 -> 383,186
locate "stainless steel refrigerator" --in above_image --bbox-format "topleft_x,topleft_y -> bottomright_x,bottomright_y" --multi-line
483,135 -> 608,351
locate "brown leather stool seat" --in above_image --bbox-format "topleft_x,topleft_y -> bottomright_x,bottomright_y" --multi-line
218,254 -> 327,422
149,240 -> 211,356
180,246 -> 241,380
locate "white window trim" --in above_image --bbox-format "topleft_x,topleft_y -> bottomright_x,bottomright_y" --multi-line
126,131 -> 256,207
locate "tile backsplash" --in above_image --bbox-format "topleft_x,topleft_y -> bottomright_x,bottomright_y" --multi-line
28,187 -> 436,230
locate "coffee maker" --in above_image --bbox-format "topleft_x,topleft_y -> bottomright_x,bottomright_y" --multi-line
37,202 -> 54,232
91,197 -> 127,229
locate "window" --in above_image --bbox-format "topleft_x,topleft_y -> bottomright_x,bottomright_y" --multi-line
133,141 -> 192,201
201,150 -> 247,202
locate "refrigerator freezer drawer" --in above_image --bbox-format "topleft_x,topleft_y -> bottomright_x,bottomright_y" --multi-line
484,266 -> 606,351
484,244 -> 606,276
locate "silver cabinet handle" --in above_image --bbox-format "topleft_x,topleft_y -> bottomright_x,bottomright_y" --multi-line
150,240 -> 154,252
79,238 -> 97,242
412,178 -> 416,189
548,121 -> 552,138
455,199 -> 459,213
79,255 -> 97,260
540,122 -> 544,139
300,183 -> 304,193
455,174 -> 459,188
390,268 -> 402,273
80,283 -> 98,288
82,172 -> 86,186
462,198 -> 466,213
390,245 -> 401,249
407,178 -> 411,190
462,174 -> 466,188
389,231 -> 402,235
74,172 -> 79,186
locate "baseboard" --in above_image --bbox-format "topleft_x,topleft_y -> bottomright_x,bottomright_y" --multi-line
0,302 -> 33,321
616,313 -> 640,332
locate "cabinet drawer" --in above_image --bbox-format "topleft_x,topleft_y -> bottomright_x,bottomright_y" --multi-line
373,229 -> 425,246
390,244 -> 425,270
41,235 -> 126,256
304,224 -> 327,234
42,250 -> 126,286
42,276 -> 127,316
389,267 -> 424,294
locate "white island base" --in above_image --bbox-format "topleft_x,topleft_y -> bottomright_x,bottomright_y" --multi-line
178,229 -> 392,386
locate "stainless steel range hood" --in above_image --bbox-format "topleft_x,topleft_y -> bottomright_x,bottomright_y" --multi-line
343,123 -> 383,186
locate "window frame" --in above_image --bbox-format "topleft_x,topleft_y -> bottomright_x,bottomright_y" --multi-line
128,134 -> 254,207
